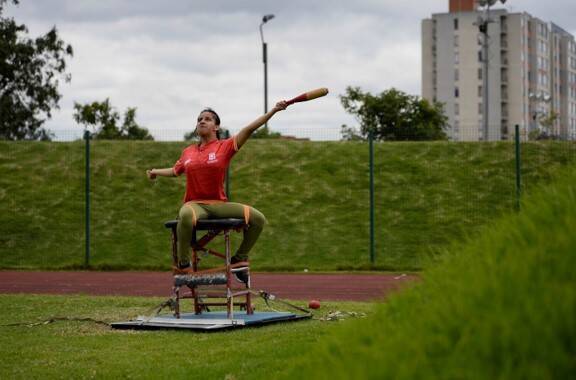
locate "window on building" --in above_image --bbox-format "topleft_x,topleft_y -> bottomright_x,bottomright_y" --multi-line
478,85 -> 483,97
455,51 -> 460,64
454,18 -> 459,30
454,35 -> 459,48
479,103 -> 483,115
455,103 -> 460,115
501,123 -> 508,137
478,68 -> 483,80
455,68 -> 459,81
455,87 -> 459,98
478,51 -> 483,62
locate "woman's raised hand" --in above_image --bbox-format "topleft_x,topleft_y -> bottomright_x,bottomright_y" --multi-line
273,100 -> 288,112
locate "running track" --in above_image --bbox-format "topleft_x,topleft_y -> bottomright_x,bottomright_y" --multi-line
0,271 -> 418,301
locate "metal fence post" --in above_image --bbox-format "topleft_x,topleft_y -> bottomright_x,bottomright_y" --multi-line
84,129 -> 91,267
225,129 -> 231,200
515,124 -> 521,211
369,130 -> 375,265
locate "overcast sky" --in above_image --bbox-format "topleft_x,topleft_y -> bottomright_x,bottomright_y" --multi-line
6,0 -> 576,140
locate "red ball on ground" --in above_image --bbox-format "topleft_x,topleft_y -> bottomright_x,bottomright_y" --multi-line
308,299 -> 321,309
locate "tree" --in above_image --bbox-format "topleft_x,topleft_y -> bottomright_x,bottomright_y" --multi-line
536,111 -> 560,140
0,0 -> 73,140
73,99 -> 154,140
339,86 -> 448,141
183,130 -> 198,141
251,126 -> 282,139
183,127 -> 230,141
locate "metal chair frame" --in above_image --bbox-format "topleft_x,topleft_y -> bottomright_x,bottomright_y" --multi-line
165,219 -> 253,319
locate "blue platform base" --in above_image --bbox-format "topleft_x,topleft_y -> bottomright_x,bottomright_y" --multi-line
111,311 -> 310,331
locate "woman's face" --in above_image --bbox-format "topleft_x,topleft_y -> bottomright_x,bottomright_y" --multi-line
196,111 -> 219,138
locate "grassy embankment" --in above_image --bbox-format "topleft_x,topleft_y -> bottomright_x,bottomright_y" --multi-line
284,164 -> 576,379
1,139 -> 574,271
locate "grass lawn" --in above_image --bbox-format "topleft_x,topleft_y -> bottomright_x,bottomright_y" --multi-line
1,140 -> 575,271
0,294 -> 373,379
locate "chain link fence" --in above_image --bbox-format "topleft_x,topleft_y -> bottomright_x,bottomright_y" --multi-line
1,125 -> 575,271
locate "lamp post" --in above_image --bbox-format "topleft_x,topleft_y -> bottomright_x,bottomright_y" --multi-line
260,14 -> 275,132
477,0 -> 507,141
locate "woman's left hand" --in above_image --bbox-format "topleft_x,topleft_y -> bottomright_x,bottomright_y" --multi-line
273,100 -> 288,112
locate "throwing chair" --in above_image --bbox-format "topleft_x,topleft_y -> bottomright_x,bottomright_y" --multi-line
164,218 -> 253,319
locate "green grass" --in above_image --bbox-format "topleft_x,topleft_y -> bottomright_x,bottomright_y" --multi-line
283,164 -> 576,379
1,140 -> 575,271
0,294 -> 372,379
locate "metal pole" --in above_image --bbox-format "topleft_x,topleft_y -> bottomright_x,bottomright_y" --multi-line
482,6 -> 490,141
263,41 -> 268,130
514,124 -> 521,211
369,130 -> 375,265
84,129 -> 91,267
225,129 -> 231,200
260,15 -> 274,132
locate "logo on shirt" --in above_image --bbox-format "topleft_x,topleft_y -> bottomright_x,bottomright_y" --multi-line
207,152 -> 218,163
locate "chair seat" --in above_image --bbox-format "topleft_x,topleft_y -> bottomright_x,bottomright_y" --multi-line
164,218 -> 246,230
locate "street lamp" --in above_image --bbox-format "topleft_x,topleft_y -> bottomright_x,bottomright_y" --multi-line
260,14 -> 275,132
477,0 -> 507,141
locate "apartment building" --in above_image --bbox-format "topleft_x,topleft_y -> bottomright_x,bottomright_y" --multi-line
422,0 -> 576,141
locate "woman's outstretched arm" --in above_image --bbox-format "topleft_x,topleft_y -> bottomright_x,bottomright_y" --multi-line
235,100 -> 288,149
146,168 -> 176,180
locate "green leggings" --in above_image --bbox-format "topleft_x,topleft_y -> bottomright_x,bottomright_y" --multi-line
177,202 -> 267,267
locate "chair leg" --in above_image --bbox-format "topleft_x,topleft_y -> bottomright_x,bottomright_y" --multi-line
246,291 -> 253,315
225,230 -> 233,319
192,249 -> 201,314
170,227 -> 178,267
172,286 -> 181,319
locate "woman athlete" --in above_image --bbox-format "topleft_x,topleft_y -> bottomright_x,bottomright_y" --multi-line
146,101 -> 288,283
